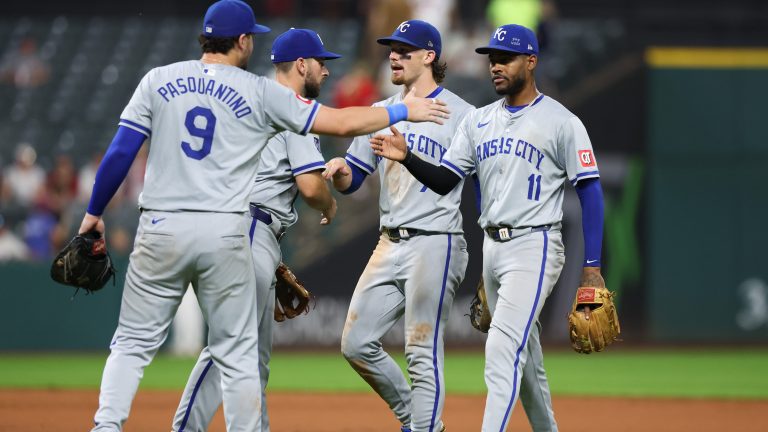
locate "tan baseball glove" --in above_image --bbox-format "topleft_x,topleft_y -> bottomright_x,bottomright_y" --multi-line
568,286 -> 621,354
468,278 -> 492,333
274,262 -> 314,322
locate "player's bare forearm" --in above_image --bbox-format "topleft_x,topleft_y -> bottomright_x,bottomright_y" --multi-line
580,267 -> 605,288
322,157 -> 352,191
296,171 -> 334,213
311,91 -> 449,137
312,106 -> 390,136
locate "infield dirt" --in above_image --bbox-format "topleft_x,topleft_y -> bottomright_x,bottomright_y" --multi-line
0,389 -> 765,431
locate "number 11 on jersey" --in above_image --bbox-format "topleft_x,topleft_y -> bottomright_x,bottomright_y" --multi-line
527,173 -> 541,201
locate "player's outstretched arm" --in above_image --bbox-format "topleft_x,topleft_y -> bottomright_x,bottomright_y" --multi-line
311,88 -> 449,137
370,126 -> 408,161
296,171 -> 337,225
371,127 -> 462,195
322,157 -> 352,191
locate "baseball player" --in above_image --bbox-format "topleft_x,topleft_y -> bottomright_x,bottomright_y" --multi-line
371,24 -> 605,432
76,0 -> 451,430
322,20 -> 474,432
170,28 -> 340,432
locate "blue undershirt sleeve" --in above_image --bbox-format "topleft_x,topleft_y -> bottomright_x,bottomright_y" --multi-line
575,177 -> 604,267
339,161 -> 368,195
471,173 -> 482,214
86,126 -> 146,216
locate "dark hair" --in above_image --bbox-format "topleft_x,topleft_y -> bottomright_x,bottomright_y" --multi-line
198,34 -> 240,54
431,60 -> 447,83
274,61 -> 294,74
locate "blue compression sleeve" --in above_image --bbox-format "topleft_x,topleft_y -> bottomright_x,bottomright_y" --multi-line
575,177 -> 604,267
339,161 -> 368,195
86,126 -> 146,216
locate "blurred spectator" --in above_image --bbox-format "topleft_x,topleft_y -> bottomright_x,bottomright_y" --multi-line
0,37 -> 50,88
0,214 -> 29,262
2,143 -> 46,208
407,0 -> 456,35
22,190 -> 58,260
76,152 -> 103,204
332,62 -> 380,108
442,22 -> 493,80
364,0 -> 412,77
263,0 -> 296,16
46,154 -> 78,217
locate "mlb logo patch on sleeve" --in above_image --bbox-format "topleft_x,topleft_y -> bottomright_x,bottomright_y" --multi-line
578,150 -> 596,167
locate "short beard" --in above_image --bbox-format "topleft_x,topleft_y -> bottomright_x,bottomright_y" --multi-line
305,76 -> 321,99
390,73 -> 405,86
495,73 -> 526,96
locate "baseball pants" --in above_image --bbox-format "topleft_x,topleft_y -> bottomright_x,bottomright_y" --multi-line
172,213 -> 282,432
92,211 -> 262,432
481,227 -> 565,432
341,233 -> 468,432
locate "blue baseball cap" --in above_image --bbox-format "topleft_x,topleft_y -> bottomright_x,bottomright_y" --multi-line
377,20 -> 442,59
271,28 -> 342,63
476,24 -> 539,55
202,0 -> 270,38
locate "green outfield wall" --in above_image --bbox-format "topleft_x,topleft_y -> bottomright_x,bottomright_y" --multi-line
0,259 -> 127,349
646,47 -> 768,341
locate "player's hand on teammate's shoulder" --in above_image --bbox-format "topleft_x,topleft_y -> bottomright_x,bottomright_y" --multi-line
402,87 -> 450,125
320,197 -> 337,226
371,126 -> 408,161
322,157 -> 350,180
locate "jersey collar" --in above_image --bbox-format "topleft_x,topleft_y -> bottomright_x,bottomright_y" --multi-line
498,93 -> 544,119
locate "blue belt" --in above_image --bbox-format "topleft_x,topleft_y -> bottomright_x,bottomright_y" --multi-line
249,203 -> 273,225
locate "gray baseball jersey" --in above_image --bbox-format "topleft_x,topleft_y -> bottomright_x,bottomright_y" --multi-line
119,60 -> 321,213
441,94 -> 598,432
93,60 -> 322,432
341,86 -> 473,432
345,87 -> 474,233
441,94 -> 599,229
250,131 -> 325,228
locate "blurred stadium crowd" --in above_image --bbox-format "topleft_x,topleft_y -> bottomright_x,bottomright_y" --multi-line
0,0 -> 626,263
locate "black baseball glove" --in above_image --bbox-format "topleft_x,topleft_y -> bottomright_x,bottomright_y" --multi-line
50,231 -> 116,294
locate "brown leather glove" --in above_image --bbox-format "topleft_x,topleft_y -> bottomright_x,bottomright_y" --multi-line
468,278 -> 492,333
274,262 -> 314,322
568,287 -> 621,354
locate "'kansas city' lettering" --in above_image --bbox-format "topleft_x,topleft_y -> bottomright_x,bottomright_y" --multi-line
404,132 -> 446,161
475,137 -> 545,170
156,76 -> 253,119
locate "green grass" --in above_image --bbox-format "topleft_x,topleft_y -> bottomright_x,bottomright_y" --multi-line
1,349 -> 767,399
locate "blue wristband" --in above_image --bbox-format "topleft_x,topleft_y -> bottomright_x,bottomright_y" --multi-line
386,103 -> 408,125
